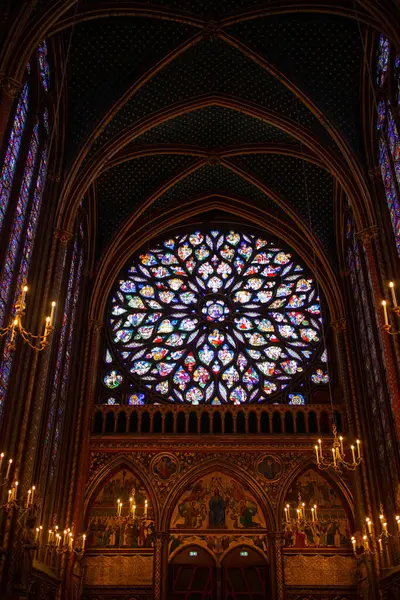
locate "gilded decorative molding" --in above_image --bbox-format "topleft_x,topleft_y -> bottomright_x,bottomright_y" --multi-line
284,554 -> 356,586
331,318 -> 347,332
356,225 -> 379,248
53,229 -> 74,246
84,554 -> 153,586
272,533 -> 285,600
0,74 -> 22,99
85,449 -> 307,509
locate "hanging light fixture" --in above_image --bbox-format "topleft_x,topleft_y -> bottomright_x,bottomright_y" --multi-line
0,278 -> 56,352
314,425 -> 362,472
382,281 -> 400,335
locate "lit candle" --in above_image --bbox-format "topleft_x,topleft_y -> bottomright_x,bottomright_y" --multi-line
145,500 -> 148,519
382,300 -> 389,326
356,440 -> 361,459
39,526 -> 43,544
82,534 -> 86,549
31,486 -> 35,504
56,534 -> 61,548
26,489 -> 31,508
0,452 -> 4,471
22,284 -> 28,305
339,436 -> 344,456
302,502 -> 305,519
314,505 -> 318,520
297,509 -> 300,522
120,502 -> 123,516
389,282 -> 398,307
396,516 -> 400,532
8,489 -> 11,502
332,447 -> 336,467
50,301 -> 56,326
318,439 -> 323,458
315,445 -> 319,464
366,518 -> 372,534
351,445 -> 356,463
311,507 -> 315,522
352,537 -> 356,552
363,535 -> 369,550
48,530 -> 52,543
69,536 -> 73,550
63,530 -> 67,545
117,499 -> 120,516
35,528 -> 39,542
378,538 -> 383,553
286,504 -> 290,520
383,522 -> 388,533
43,316 -> 51,336
133,504 -> 136,519
14,481 -> 18,500
284,507 -> 288,522
5,458 -> 12,480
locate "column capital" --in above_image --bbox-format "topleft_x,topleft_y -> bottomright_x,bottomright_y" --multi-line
270,531 -> 285,548
88,319 -> 103,333
356,225 -> 379,248
331,317 -> 347,332
0,74 -> 23,99
53,228 -> 73,246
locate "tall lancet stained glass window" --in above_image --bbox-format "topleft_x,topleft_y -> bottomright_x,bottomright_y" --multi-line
104,230 -> 329,406
0,47 -> 50,419
376,34 -> 400,255
0,83 -> 29,235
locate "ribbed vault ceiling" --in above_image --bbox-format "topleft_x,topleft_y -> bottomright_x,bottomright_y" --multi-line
53,1 -> 367,266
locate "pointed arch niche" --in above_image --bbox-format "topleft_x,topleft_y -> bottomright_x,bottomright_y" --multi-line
82,462 -> 157,589
166,465 -> 271,600
281,466 -> 354,551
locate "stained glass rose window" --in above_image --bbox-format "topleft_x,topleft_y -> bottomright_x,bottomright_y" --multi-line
107,230 -> 325,405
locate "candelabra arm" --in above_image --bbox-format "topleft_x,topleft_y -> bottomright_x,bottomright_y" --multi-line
383,324 -> 400,336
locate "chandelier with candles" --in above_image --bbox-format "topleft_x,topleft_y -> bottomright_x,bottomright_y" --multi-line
314,425 -> 362,472
0,278 -> 56,352
382,281 -> 400,336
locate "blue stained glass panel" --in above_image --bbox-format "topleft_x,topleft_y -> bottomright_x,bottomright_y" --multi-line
38,41 -> 50,91
0,121 -> 40,327
0,83 -> 29,235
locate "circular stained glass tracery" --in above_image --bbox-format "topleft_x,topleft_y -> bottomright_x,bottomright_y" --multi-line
109,230 -> 323,404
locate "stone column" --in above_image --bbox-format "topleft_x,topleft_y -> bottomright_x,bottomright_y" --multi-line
269,532 -> 285,600
154,531 -> 169,600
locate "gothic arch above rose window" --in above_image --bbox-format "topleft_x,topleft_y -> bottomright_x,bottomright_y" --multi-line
100,230 -> 330,406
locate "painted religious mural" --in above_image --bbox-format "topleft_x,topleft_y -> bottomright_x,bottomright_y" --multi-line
86,468 -> 155,549
283,469 -> 351,549
171,472 -> 266,531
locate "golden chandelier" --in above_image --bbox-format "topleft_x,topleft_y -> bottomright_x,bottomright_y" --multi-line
0,278 -> 56,352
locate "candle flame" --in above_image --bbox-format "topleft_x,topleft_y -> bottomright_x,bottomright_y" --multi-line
382,300 -> 387,306
390,281 -> 395,288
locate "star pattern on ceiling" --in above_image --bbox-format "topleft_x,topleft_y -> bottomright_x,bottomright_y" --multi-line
46,1 -> 367,265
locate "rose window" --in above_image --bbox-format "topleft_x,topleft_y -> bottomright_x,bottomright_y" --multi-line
107,230 -> 325,405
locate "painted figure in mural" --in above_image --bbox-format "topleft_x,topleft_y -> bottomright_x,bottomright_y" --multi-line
153,455 -> 177,480
209,488 -> 229,528
257,457 -> 282,481
238,500 -> 260,528
283,469 -> 351,549
172,473 -> 266,531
